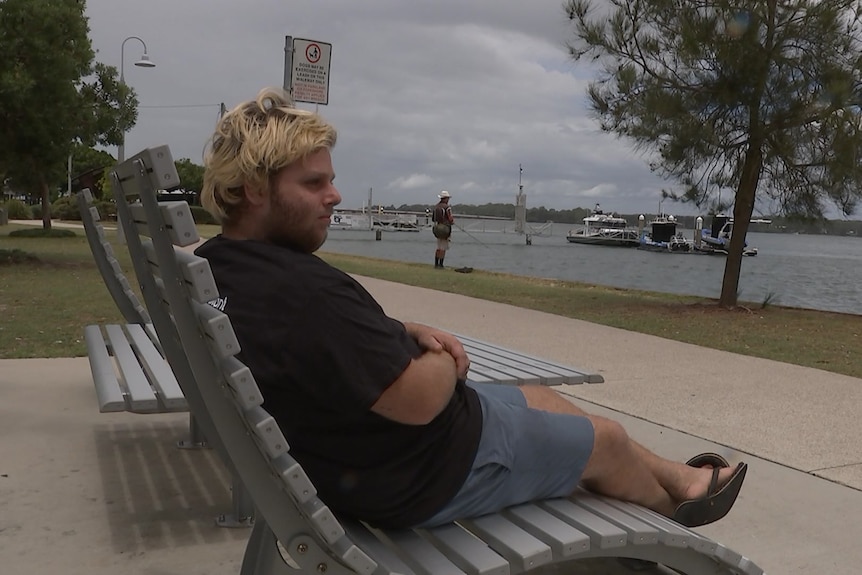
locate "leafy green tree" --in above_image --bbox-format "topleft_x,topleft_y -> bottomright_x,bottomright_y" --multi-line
174,158 -> 206,193
70,144 -> 115,176
0,0 -> 137,229
59,143 -> 116,199
566,0 -> 862,306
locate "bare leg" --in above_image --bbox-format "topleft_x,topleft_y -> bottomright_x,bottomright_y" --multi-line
518,385 -> 737,515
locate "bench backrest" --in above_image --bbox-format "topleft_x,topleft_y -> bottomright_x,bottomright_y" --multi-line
110,146 -> 378,575
77,188 -> 152,326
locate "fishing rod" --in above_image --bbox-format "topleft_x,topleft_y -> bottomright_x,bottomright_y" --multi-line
451,222 -> 494,249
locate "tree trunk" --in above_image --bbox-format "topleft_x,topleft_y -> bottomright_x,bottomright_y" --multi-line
719,145 -> 762,307
40,175 -> 52,230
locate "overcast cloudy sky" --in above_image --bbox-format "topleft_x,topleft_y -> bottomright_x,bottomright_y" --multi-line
85,0 -> 687,215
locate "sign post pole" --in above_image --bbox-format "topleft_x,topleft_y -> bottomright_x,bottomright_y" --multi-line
282,35 -> 293,98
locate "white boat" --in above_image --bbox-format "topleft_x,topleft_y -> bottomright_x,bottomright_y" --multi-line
566,204 -> 639,247
699,214 -> 758,257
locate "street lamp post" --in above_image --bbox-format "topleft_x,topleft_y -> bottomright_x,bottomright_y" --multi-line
118,36 -> 156,162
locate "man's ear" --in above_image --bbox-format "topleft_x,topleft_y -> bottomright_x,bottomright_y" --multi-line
243,182 -> 268,207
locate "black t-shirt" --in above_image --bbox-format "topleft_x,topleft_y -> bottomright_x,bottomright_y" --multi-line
196,236 -> 482,528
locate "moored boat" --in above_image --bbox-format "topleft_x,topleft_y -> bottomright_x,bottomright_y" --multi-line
699,214 -> 759,256
566,204 -> 639,247
638,214 -> 696,253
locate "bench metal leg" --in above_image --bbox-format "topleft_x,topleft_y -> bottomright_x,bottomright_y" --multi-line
240,519 -> 293,575
240,520 -> 355,575
177,413 -> 209,449
173,414 -> 253,527
217,476 -> 255,528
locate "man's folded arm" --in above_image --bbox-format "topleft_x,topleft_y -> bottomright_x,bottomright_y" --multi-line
370,350 -> 458,425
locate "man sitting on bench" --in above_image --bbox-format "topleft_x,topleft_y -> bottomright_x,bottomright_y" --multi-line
195,87 -> 747,531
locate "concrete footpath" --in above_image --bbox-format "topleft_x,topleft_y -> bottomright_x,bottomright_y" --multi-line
1,275 -> 861,574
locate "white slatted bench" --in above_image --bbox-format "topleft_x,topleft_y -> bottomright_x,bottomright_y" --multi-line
77,188 -> 253,528
83,322 -> 186,413
111,145 -> 764,575
457,334 -> 604,385
78,189 -> 195,419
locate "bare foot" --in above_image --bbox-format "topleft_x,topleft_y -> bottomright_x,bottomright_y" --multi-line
681,464 -> 737,503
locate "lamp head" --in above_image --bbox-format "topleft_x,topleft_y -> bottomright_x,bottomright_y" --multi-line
134,54 -> 156,68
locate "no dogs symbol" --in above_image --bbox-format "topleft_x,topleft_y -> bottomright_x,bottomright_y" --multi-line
305,43 -> 321,63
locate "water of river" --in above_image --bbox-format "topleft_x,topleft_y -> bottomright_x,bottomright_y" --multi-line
322,219 -> 862,316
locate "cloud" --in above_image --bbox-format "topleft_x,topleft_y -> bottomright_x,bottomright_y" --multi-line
85,0 -> 691,215
386,173 -> 435,192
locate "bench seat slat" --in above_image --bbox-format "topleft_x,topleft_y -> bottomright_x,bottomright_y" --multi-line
128,200 -> 198,247
467,355 -> 546,385
83,325 -> 127,412
194,300 -> 241,359
601,498 -> 698,549
305,500 -> 346,544
459,514 -> 553,573
463,347 -> 567,385
467,365 -> 530,386
423,522 -> 509,575
501,503 -> 590,558
124,323 -> 187,410
379,528 -> 468,575
571,494 -> 659,545
246,406 -> 289,459
141,240 -> 218,303
462,342 -> 587,385
272,455 -> 317,503
343,521 -> 419,575
462,371 -> 495,384
715,544 -> 745,571
458,335 -> 604,384
104,324 -> 159,412
538,499 -> 627,550
223,356 -> 264,410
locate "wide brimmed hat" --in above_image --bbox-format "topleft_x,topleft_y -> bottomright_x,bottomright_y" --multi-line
438,190 -> 451,199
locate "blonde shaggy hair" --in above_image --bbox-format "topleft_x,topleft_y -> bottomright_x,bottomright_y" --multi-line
201,87 -> 337,223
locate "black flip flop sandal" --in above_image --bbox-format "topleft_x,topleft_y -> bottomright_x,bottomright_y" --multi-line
686,452 -> 730,468
673,462 -> 748,527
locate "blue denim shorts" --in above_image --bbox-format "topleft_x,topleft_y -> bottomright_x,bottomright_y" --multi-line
416,381 -> 595,528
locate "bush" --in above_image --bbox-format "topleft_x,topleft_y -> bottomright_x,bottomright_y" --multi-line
190,205 -> 218,225
9,227 -> 77,238
2,199 -> 33,220
31,203 -> 42,220
50,196 -> 81,221
95,199 -> 117,220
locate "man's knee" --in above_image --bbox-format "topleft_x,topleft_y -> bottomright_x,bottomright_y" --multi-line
582,415 -> 630,479
590,415 -> 629,451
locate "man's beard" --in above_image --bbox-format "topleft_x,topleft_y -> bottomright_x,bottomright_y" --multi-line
267,193 -> 327,253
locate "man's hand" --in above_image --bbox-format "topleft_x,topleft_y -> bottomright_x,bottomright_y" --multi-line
403,322 -> 470,380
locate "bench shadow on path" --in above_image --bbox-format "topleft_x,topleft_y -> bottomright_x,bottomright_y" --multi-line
92,419 -> 673,573
93,419 -> 247,553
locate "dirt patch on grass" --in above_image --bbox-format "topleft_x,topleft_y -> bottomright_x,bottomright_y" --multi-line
0,249 -> 94,270
0,249 -> 40,265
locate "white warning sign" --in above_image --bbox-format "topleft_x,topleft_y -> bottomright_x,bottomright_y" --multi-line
290,38 -> 332,105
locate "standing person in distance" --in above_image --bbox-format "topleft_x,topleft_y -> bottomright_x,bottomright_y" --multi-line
432,190 -> 454,269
